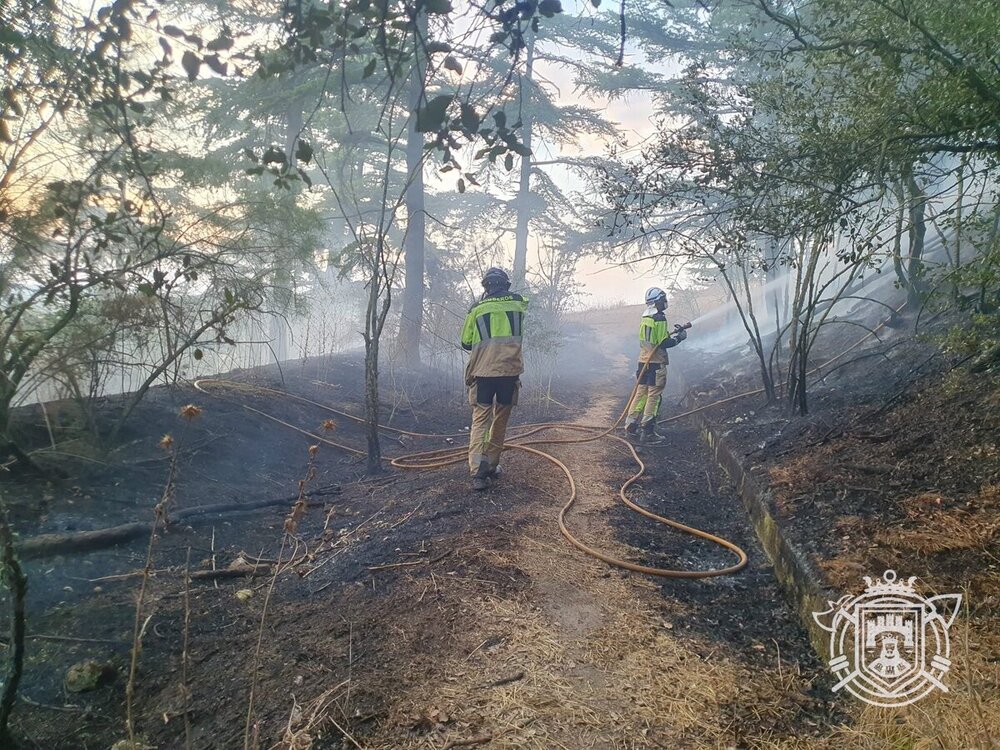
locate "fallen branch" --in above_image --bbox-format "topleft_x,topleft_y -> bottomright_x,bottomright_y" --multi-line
16,485 -> 341,560
367,550 -> 451,573
441,734 -> 493,750
188,567 -> 274,581
440,718 -> 535,750
487,671 -> 524,688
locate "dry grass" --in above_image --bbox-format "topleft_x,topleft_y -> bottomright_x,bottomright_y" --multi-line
269,681 -> 349,750
818,554 -> 869,591
361,508 -> 766,750
779,485 -> 1000,748
876,486 -> 1000,555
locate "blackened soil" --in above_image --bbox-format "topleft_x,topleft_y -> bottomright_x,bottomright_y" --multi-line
608,418 -> 847,742
0,353 -> 565,749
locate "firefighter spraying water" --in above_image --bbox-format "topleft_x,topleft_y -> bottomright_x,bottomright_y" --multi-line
624,287 -> 691,445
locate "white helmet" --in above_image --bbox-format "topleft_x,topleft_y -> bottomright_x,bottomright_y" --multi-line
645,287 -> 668,307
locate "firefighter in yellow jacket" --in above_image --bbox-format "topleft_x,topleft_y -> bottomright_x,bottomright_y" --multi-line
461,268 -> 529,490
624,287 -> 687,444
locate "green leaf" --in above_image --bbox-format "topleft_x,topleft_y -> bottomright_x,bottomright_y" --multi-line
163,25 -> 184,38
203,54 -> 227,76
181,50 -> 201,81
423,0 -> 452,14
460,102 -> 480,131
443,55 -> 462,74
538,0 -> 562,18
262,146 -> 287,165
193,348 -> 203,360
415,94 -> 454,133
363,58 -> 377,78
425,40 -> 451,54
206,35 -> 234,51
504,152 -> 514,171
457,178 -> 466,193
296,140 -> 313,164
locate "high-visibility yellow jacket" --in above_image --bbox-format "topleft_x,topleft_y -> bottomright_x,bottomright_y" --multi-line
461,293 -> 529,384
638,308 -> 674,365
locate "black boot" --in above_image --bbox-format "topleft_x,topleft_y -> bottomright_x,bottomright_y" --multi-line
472,460 -> 491,491
639,422 -> 664,445
625,421 -> 639,437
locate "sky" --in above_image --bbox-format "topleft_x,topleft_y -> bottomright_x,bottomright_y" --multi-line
524,2 -> 680,308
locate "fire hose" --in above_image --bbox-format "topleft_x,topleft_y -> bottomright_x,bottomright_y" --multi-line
193,302 -> 904,580
194,355 -> 748,579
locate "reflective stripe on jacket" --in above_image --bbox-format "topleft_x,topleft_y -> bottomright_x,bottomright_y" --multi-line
461,293 -> 529,383
639,309 -> 670,365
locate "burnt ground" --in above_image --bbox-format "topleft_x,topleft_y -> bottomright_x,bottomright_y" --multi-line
3,300 -> 966,749
668,300 -> 1000,747
607,416 -> 846,744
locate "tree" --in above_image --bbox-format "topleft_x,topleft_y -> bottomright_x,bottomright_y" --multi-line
248,0 -> 573,471
397,7 -> 429,368
600,0 -> 1000,412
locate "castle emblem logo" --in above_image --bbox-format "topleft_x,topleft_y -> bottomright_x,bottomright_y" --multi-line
813,570 -> 962,707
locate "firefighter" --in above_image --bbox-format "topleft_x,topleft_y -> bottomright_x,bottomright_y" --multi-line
460,268 -> 529,490
624,287 -> 687,444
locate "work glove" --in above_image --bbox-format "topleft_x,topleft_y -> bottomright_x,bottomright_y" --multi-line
673,328 -> 687,343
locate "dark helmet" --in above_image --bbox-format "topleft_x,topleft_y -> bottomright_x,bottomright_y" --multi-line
482,267 -> 511,293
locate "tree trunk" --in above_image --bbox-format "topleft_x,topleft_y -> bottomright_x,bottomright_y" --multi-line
891,177 -> 907,290
0,494 -> 27,748
364,334 -> 382,473
718,262 -> 775,402
739,264 -> 775,403
903,163 -> 927,305
397,10 -> 428,369
363,246 -> 392,474
954,155 -> 966,302
787,235 -> 821,415
511,32 -> 535,289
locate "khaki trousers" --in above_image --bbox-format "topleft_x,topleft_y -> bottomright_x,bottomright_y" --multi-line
626,365 -> 666,426
467,378 -> 518,475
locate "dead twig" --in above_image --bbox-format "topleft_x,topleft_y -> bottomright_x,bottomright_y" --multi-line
441,719 -> 536,750
26,634 -> 123,645
18,695 -> 87,713
441,735 -> 493,750
328,715 -> 366,749
181,547 -> 193,750
367,550 -> 451,572
487,671 -> 524,688
17,485 -> 341,560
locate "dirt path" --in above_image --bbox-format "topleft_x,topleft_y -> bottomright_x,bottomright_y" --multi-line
362,384 -> 834,749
